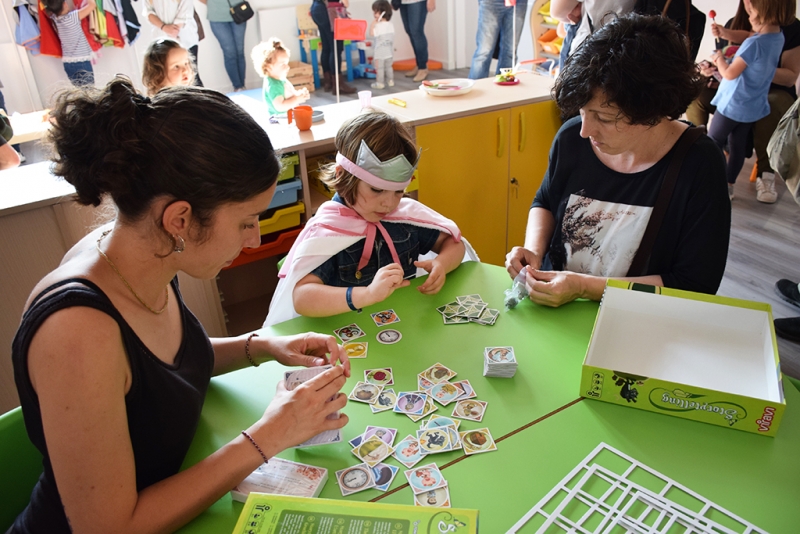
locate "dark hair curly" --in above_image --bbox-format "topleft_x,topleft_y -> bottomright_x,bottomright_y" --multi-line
142,38 -> 195,96
48,77 -> 279,239
554,13 -> 703,126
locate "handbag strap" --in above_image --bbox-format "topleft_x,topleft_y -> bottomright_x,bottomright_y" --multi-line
626,126 -> 704,277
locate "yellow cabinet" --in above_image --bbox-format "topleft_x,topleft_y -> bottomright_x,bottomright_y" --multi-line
416,100 -> 561,266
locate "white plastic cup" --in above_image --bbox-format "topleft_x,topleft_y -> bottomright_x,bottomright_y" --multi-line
358,90 -> 372,108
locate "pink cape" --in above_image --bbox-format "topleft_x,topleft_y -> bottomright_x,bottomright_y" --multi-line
264,198 -> 477,326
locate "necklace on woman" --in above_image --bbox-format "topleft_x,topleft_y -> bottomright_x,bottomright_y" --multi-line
96,229 -> 169,314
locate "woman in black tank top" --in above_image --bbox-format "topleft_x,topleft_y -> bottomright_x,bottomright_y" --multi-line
9,78 -> 351,534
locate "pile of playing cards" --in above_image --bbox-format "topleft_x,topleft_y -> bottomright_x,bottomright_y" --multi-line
436,294 -> 499,326
483,346 -> 517,378
284,365 -> 343,446
405,463 -> 452,507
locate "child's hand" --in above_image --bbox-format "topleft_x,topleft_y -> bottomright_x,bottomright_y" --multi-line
414,259 -> 446,295
710,21 -> 722,39
298,87 -> 310,100
710,50 -> 723,65
368,263 -> 410,303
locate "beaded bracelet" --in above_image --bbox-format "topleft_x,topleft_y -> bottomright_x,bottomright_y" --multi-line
241,431 -> 269,464
245,333 -> 260,367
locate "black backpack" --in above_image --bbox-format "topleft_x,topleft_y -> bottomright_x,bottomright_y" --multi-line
635,0 -> 706,61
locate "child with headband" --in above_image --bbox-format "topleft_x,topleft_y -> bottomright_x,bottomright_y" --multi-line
265,111 -> 475,326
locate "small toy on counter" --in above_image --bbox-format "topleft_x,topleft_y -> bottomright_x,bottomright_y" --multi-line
388,97 -> 406,107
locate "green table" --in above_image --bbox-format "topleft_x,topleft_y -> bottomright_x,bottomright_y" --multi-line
178,262 -> 800,533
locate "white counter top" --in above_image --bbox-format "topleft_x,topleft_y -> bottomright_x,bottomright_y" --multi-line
0,162 -> 76,217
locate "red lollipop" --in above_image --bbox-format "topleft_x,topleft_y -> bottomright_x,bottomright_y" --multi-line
709,9 -> 716,19
710,10 -> 721,49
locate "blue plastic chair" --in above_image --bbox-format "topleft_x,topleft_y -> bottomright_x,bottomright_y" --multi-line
0,407 -> 43,530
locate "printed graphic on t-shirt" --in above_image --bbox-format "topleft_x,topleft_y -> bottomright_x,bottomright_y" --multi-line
561,193 -> 652,277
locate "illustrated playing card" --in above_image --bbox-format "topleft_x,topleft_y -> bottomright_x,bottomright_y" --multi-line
393,435 -> 423,468
443,314 -> 470,325
459,428 -> 497,455
451,399 -> 488,422
363,426 -> 397,446
417,374 -> 435,391
485,346 -> 516,363
404,463 -> 447,494
453,379 -> 477,400
370,388 -> 397,413
371,309 -> 400,327
284,365 -> 332,391
371,463 -> 399,492
407,396 -> 438,422
334,323 -> 366,343
420,363 -> 457,384
416,427 -> 453,455
343,341 -> 368,359
424,415 -> 461,430
336,464 -> 376,496
393,392 -> 428,415
429,381 -> 461,406
364,367 -> 394,386
352,435 -> 394,467
348,381 -> 383,404
413,485 -> 451,507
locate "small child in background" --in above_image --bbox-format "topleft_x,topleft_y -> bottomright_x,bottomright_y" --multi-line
251,37 -> 310,116
707,0 -> 790,201
264,111 -> 474,326
142,38 -> 197,95
43,0 -> 96,86
370,0 -> 394,90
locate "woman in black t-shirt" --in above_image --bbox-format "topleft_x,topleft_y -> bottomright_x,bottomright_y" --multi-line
505,14 -> 730,308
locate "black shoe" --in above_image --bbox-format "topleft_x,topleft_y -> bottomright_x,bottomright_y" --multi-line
775,279 -> 800,309
775,317 -> 800,342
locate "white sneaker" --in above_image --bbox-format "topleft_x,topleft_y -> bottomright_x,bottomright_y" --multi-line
387,79 -> 394,87
371,82 -> 385,89
728,183 -> 735,201
412,69 -> 429,83
756,172 -> 778,204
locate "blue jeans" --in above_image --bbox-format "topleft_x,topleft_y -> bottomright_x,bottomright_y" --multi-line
210,20 -> 247,89
310,0 -> 344,75
469,0 -> 528,79
399,1 -> 429,70
62,61 -> 94,86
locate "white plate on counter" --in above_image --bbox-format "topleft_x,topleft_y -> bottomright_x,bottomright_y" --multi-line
419,78 -> 475,97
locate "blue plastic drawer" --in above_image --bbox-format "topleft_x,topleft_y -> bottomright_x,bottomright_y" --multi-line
267,178 -> 302,210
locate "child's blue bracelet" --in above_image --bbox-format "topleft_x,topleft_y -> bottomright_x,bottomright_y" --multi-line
346,286 -> 361,313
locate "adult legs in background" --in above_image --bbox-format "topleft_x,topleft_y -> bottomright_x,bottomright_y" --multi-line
753,89 -> 795,177
209,21 -> 247,90
469,0 -> 502,79
188,44 -> 204,87
399,1 -> 429,79
496,0 -> 527,74
62,61 -> 95,86
310,1 -> 351,92
685,84 -> 717,128
708,112 -> 753,198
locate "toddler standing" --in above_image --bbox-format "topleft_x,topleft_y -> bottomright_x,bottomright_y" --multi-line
43,0 -> 96,86
708,0 -> 790,200
251,37 -> 310,116
370,0 -> 394,90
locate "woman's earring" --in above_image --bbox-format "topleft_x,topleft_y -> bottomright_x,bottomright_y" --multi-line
173,234 -> 185,253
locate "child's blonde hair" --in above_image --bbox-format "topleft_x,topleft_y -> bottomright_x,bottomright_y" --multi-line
251,37 -> 290,76
320,111 -> 417,206
749,0 -> 795,27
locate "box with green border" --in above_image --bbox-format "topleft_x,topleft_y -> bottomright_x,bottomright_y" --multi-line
580,280 -> 786,437
232,493 -> 478,534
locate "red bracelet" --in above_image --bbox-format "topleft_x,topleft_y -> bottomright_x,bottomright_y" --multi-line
241,431 -> 269,464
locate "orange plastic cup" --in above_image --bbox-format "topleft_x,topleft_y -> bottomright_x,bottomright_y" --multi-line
288,105 -> 313,131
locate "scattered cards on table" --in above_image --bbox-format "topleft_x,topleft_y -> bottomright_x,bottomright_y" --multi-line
343,341 -> 368,359
376,329 -> 402,344
348,381 -> 384,404
284,365 -> 342,447
437,294 -> 499,326
484,346 -> 518,378
364,367 -> 394,386
405,463 -> 452,508
459,428 -> 497,455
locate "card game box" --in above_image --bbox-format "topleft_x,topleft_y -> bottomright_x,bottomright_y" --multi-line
232,494 -> 479,534
580,281 -> 786,437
